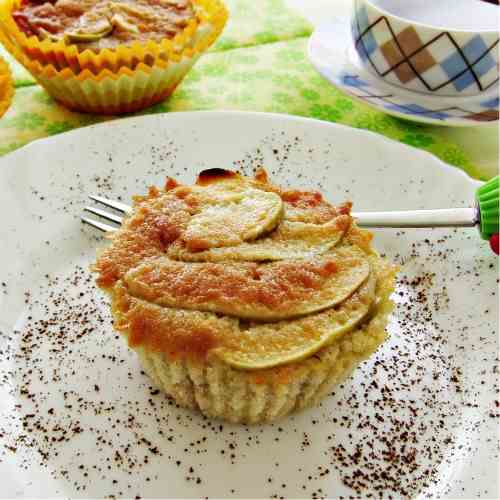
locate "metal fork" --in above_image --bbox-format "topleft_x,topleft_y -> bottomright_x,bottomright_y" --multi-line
81,195 -> 479,233
81,195 -> 131,233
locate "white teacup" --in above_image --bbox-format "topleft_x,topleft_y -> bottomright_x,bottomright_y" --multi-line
352,0 -> 499,96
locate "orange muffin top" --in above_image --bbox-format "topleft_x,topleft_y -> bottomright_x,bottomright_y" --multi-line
13,0 -> 196,48
92,169 -> 392,371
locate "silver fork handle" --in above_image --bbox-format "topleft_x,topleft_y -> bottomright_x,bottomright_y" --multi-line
351,207 -> 478,228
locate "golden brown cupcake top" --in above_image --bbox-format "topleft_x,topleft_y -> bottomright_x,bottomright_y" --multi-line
13,0 -> 196,48
95,169 -> 353,289
94,169 -> 390,370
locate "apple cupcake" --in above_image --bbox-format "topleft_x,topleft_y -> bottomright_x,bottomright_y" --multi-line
0,54 -> 13,117
0,0 -> 227,113
93,169 -> 397,424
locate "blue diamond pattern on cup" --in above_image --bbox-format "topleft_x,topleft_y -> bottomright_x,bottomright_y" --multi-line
358,47 -> 368,61
351,21 -> 368,60
356,5 -> 371,33
360,30 -> 378,56
463,35 -> 490,63
473,52 -> 497,78
452,70 -> 477,91
354,6 -> 378,57
351,19 -> 360,40
441,52 -> 469,80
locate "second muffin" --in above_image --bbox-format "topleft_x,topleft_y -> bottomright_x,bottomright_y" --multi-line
0,0 -> 227,113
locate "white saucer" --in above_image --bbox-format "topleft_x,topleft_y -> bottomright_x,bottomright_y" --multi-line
308,18 -> 499,127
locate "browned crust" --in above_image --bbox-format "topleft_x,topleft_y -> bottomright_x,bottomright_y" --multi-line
196,168 -> 240,185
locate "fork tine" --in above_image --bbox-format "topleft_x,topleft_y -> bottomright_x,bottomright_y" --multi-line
88,194 -> 132,214
81,216 -> 118,233
84,206 -> 123,225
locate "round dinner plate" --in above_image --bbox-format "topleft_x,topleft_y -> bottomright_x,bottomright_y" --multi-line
0,111 -> 497,499
308,18 -> 500,127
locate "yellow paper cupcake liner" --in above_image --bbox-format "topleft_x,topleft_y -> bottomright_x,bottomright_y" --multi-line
0,54 -> 13,118
35,54 -> 200,114
0,0 -> 227,74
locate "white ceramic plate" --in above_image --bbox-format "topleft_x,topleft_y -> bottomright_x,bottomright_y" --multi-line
0,111 -> 497,499
308,18 -> 500,127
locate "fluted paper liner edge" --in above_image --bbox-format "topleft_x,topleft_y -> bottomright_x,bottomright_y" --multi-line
0,54 -> 13,118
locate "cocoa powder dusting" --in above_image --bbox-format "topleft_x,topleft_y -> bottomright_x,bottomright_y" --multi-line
0,230 -> 496,498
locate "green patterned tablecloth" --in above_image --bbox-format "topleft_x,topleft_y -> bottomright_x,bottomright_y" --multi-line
0,0 -> 496,180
